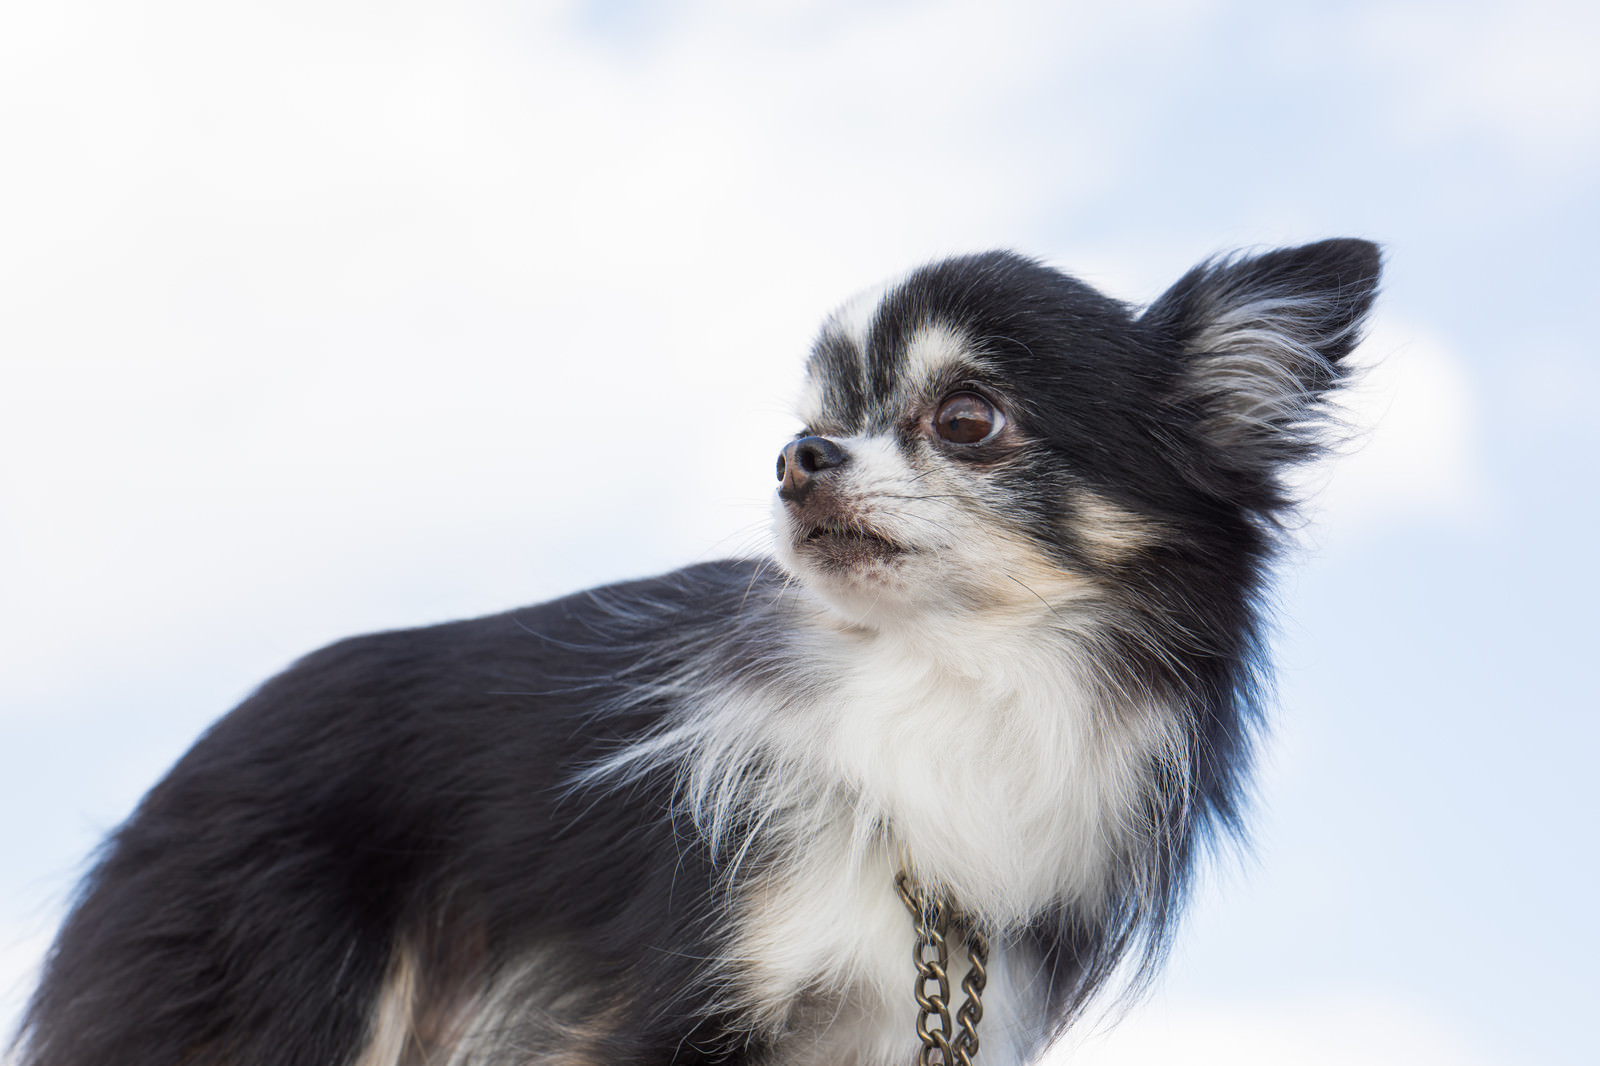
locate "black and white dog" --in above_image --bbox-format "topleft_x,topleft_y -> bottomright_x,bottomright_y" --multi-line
16,240 -> 1379,1066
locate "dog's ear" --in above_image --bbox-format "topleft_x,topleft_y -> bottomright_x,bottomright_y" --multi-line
1143,239 -> 1381,476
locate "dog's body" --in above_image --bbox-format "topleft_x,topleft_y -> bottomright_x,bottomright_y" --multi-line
16,241 -> 1379,1066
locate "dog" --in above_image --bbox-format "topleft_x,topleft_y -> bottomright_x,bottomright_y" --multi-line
15,239 -> 1380,1066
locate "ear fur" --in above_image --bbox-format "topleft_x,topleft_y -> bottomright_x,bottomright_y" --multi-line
1144,239 -> 1381,482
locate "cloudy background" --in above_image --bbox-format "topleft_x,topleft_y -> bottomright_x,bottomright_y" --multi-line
2,1 -> 1595,1063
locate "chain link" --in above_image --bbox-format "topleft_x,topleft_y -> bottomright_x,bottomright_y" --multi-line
896,873 -> 988,1066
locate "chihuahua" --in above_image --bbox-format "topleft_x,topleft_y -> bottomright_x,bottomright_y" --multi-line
17,240 -> 1380,1066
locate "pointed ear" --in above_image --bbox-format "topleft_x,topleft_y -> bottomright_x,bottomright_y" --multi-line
1144,238 -> 1381,474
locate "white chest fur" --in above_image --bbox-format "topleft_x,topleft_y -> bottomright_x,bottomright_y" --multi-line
717,619 -> 1176,1065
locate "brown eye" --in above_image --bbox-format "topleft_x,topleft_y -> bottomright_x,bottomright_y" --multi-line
933,392 -> 1002,444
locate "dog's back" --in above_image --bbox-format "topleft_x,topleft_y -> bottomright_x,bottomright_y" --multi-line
20,564 -> 772,1066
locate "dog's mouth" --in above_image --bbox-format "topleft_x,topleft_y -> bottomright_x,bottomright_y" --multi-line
794,520 -> 906,568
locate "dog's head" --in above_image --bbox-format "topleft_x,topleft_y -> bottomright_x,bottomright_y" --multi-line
774,241 -> 1381,637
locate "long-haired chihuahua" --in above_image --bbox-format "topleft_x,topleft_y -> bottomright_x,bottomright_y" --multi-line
17,239 -> 1380,1066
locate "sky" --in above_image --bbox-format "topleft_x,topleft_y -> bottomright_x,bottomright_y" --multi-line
1,1 -> 1597,1063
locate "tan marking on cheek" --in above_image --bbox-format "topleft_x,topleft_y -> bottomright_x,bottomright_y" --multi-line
973,533 -> 1101,617
927,511 -> 1100,610
1068,492 -> 1159,568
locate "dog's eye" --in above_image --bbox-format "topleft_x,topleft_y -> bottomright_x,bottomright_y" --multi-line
933,392 -> 1002,444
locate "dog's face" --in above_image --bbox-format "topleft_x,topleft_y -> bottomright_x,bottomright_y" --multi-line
773,254 -> 1172,631
773,245 -> 1381,637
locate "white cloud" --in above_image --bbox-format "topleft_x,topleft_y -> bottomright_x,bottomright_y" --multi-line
1297,315 -> 1487,542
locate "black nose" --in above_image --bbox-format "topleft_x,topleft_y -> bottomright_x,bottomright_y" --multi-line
776,436 -> 846,503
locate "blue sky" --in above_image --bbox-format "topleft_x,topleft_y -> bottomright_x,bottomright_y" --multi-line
1,2 -> 1596,1063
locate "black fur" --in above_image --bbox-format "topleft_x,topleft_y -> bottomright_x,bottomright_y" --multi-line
21,566 -> 777,1065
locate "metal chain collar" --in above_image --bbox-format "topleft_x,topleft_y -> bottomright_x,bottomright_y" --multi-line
895,872 -> 988,1066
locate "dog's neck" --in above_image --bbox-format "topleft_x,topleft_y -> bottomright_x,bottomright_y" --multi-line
796,600 -> 1169,924
708,591 -> 1164,1066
